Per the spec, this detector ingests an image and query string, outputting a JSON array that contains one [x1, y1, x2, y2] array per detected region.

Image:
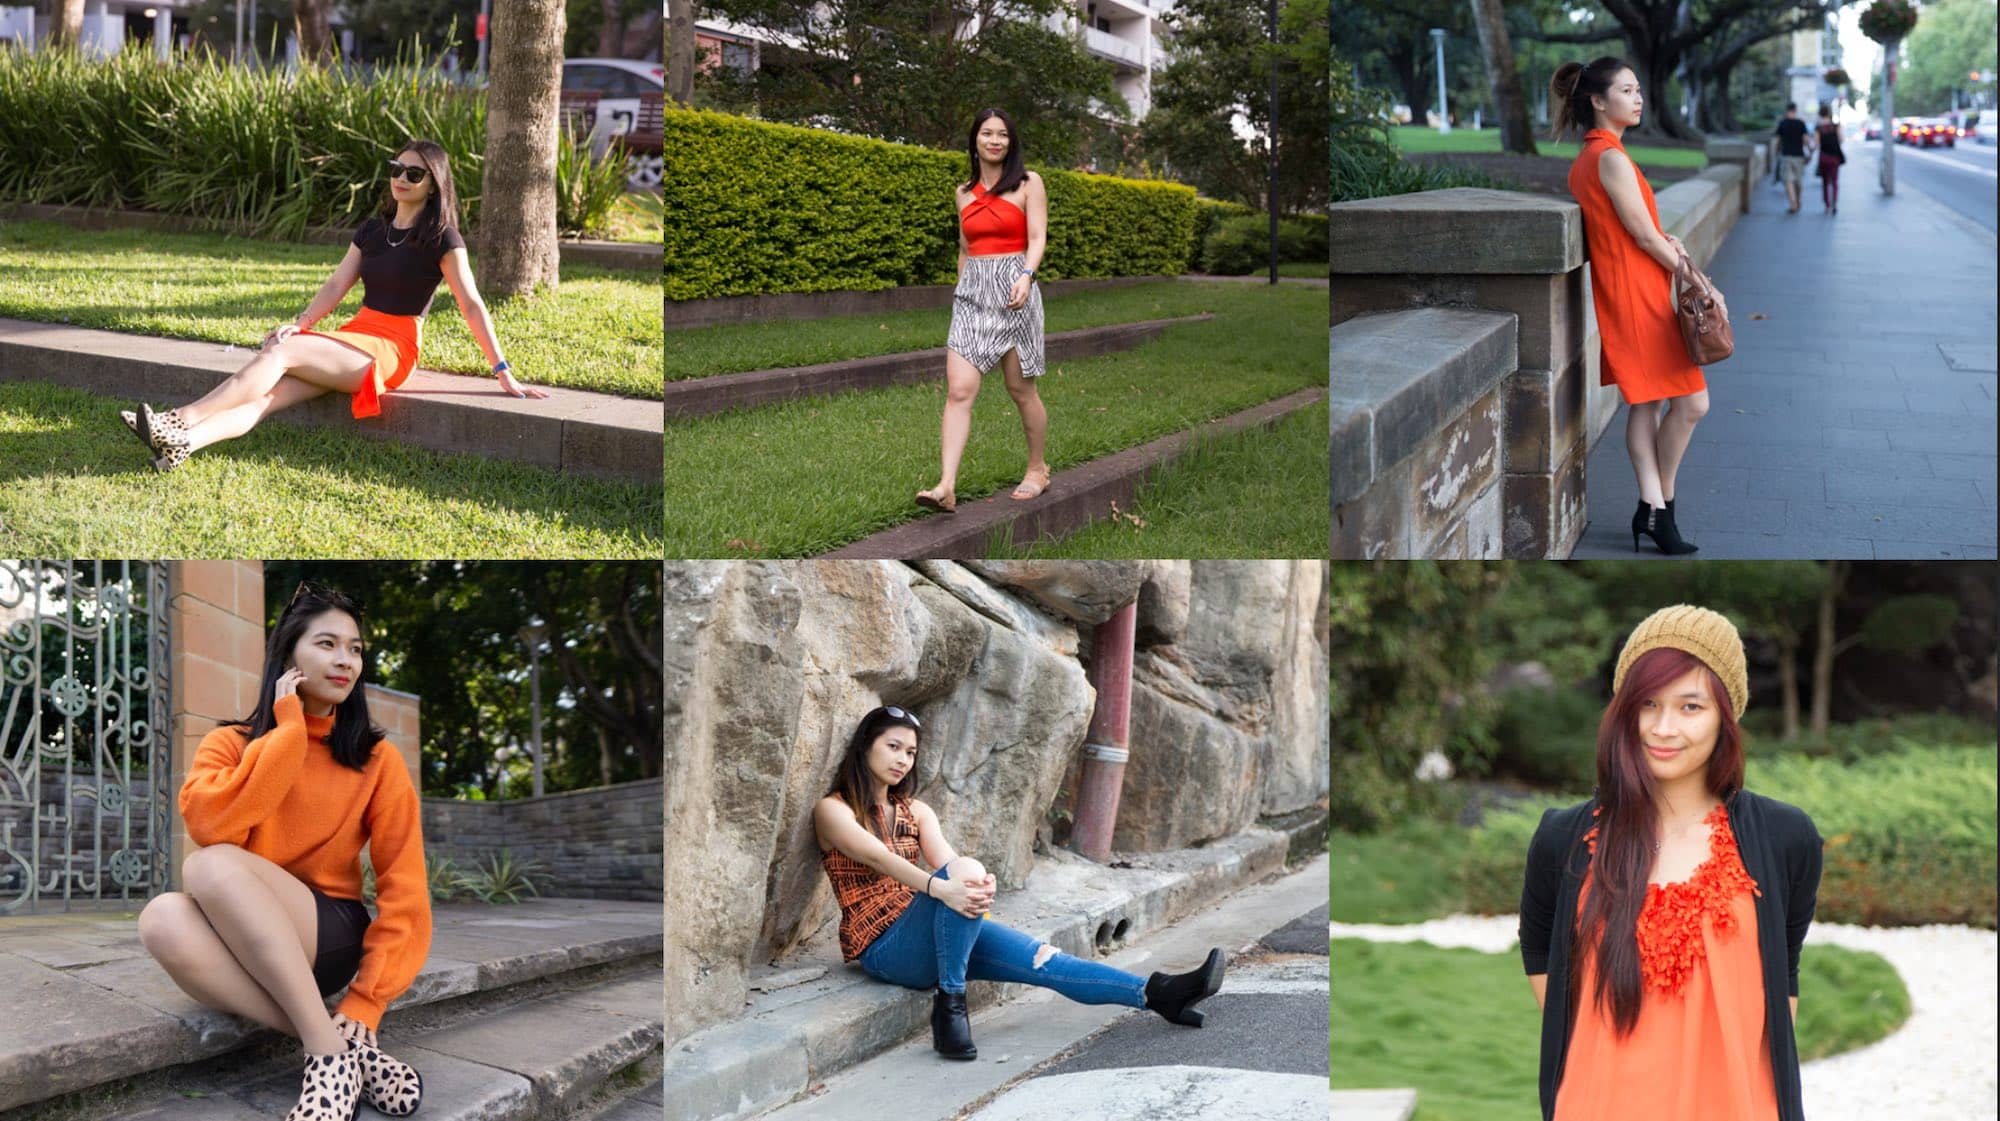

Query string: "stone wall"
[[421, 778, 663, 901], [662, 560, 1328, 1049], [1331, 138, 1765, 559]]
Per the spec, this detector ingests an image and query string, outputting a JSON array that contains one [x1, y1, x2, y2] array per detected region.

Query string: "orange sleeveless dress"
[[1556, 804, 1778, 1121], [1568, 128, 1707, 405], [821, 795, 923, 962]]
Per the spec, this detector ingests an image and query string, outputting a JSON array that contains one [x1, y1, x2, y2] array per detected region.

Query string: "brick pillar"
[[167, 561, 266, 885], [365, 686, 423, 795]]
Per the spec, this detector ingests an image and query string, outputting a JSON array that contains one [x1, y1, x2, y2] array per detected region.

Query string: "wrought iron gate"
[[0, 561, 171, 914]]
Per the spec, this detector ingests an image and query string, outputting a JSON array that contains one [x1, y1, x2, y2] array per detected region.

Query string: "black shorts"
[[310, 886, 373, 998]]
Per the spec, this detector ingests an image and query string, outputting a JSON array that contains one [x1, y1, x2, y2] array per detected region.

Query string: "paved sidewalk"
[[1572, 151, 1997, 558]]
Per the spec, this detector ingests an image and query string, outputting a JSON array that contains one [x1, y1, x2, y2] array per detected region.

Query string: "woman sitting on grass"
[[126, 138, 549, 472]]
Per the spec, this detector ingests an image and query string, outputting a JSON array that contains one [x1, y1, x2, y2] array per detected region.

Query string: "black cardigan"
[[1518, 789, 1824, 1121]]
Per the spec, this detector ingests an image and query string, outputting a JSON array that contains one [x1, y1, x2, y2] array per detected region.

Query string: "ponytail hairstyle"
[[1572, 646, 1745, 1036], [1549, 57, 1634, 139], [825, 706, 923, 841]]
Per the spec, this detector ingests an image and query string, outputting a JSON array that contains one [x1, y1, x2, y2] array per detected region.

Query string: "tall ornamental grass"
[[0, 46, 621, 239]]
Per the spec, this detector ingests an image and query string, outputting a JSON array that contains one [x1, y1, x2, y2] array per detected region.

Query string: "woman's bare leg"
[[174, 335, 372, 452], [183, 376, 331, 454], [1652, 389, 1711, 503], [930, 349, 984, 498], [179, 843, 346, 1055], [999, 350, 1048, 483], [137, 891, 299, 1036], [1626, 401, 1667, 507]]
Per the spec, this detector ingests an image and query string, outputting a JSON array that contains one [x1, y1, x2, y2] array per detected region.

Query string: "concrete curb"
[[661, 820, 1322, 1121], [662, 315, 1213, 419], [664, 277, 1170, 330], [820, 386, 1327, 559], [0, 201, 663, 272], [0, 317, 662, 482]]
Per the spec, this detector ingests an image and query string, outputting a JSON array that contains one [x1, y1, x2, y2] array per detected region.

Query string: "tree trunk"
[[1809, 560, 1847, 737], [1467, 0, 1537, 154], [294, 0, 334, 63], [666, 0, 697, 106], [598, 0, 624, 57], [482, 0, 566, 298], [1625, 42, 1702, 143], [52, 0, 85, 48], [1776, 631, 1800, 742]]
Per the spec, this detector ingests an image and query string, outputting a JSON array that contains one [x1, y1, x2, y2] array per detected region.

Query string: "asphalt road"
[[1843, 135, 1996, 234]]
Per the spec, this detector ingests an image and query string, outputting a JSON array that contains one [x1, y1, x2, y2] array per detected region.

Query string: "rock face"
[[664, 561, 1328, 1048]]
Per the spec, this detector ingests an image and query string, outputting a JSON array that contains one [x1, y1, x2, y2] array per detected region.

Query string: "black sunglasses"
[[287, 580, 362, 615], [385, 159, 430, 185], [880, 705, 921, 730]]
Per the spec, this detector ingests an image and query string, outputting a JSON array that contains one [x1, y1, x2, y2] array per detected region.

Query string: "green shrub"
[[1483, 685, 1604, 789], [1752, 712, 1997, 763], [0, 46, 621, 238], [662, 106, 1201, 300], [1461, 745, 1997, 927], [1198, 213, 1328, 274], [1191, 197, 1256, 269]]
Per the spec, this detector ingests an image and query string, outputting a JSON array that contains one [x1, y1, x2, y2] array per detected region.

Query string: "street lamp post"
[[1880, 42, 1898, 196], [519, 623, 547, 799], [1430, 29, 1451, 134]]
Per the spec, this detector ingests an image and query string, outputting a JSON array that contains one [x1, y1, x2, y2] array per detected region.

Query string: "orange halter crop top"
[[960, 180, 1028, 256]]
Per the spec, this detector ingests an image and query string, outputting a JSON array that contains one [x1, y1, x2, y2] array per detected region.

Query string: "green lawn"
[[997, 398, 1328, 559], [1330, 817, 1473, 924], [1388, 125, 1710, 168], [0, 221, 662, 399], [1333, 938, 1910, 1121], [0, 381, 660, 557], [664, 281, 1276, 380], [661, 283, 1323, 556]]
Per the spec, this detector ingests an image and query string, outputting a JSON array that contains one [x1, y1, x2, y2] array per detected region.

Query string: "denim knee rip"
[[1033, 943, 1058, 969]]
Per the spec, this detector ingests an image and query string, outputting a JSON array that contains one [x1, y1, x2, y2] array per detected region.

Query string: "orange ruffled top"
[[1555, 804, 1779, 1121]]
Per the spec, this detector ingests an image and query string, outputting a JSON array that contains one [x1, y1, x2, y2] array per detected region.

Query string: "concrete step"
[[0, 898, 662, 1115], [820, 386, 1327, 559], [1330, 1089, 1419, 1121], [662, 812, 1327, 1121], [90, 967, 663, 1121], [662, 315, 1213, 419], [0, 318, 661, 482]]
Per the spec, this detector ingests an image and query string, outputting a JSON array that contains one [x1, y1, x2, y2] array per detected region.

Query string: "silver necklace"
[[385, 221, 413, 248]]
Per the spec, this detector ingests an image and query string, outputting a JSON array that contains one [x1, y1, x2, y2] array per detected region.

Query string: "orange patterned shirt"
[[823, 794, 924, 961]]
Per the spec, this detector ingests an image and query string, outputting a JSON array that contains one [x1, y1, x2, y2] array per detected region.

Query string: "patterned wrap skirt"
[[298, 306, 422, 419], [946, 253, 1044, 378]]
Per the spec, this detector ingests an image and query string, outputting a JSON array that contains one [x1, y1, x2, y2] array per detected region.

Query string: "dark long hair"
[[963, 108, 1028, 197], [825, 706, 922, 841], [1574, 645, 1745, 1035], [225, 586, 384, 772], [1549, 57, 1633, 139], [379, 137, 461, 250]]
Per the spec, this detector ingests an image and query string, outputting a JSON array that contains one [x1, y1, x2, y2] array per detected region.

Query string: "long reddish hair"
[[1575, 646, 1744, 1035]]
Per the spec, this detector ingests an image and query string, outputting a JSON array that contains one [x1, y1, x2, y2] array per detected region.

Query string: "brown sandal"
[[916, 487, 957, 514], [1011, 466, 1052, 501]]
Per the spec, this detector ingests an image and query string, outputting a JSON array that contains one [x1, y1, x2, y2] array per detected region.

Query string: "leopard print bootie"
[[355, 1039, 423, 1116], [137, 403, 191, 472], [285, 1039, 362, 1121]]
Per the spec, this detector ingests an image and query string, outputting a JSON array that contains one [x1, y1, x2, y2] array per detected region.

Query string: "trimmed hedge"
[[1461, 745, 1997, 928], [0, 46, 620, 239], [1200, 213, 1331, 274], [663, 107, 1202, 300]]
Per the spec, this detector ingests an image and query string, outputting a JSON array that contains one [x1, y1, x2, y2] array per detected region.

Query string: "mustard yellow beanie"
[[1612, 604, 1749, 715]]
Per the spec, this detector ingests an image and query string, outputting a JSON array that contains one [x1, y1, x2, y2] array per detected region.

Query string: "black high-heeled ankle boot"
[[932, 989, 976, 1060], [1144, 947, 1226, 1027], [1632, 500, 1698, 555]]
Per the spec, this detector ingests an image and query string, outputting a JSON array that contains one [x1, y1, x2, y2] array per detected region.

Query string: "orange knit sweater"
[[179, 693, 432, 1030]]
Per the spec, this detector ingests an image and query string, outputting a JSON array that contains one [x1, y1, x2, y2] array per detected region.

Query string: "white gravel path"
[[1329, 915, 1998, 1121]]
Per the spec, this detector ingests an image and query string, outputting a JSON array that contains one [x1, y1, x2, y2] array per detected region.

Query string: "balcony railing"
[[1085, 25, 1143, 68]]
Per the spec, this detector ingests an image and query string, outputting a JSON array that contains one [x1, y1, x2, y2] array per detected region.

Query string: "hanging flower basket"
[[1859, 0, 1918, 44], [1824, 67, 1851, 88]]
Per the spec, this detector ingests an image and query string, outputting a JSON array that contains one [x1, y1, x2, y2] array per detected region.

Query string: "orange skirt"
[[299, 307, 421, 419]]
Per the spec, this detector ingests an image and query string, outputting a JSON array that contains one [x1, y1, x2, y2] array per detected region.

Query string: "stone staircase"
[[0, 898, 662, 1121]]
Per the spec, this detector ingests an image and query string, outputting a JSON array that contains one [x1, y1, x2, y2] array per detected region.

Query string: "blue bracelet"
[[492, 360, 510, 375]]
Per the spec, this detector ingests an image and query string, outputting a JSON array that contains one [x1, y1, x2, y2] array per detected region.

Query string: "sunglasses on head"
[[287, 580, 362, 614], [385, 159, 430, 185], [880, 705, 921, 730]]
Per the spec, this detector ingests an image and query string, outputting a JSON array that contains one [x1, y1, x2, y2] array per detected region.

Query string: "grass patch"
[[1333, 938, 1910, 1121], [1387, 125, 1709, 167], [664, 280, 1267, 380], [660, 283, 1323, 557], [0, 221, 662, 399], [0, 381, 661, 556], [1278, 262, 1328, 278], [1329, 815, 1470, 924], [597, 191, 662, 244], [999, 398, 1328, 559]]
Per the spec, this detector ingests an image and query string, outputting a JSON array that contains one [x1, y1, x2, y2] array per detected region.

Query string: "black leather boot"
[[1144, 947, 1226, 1027], [932, 989, 976, 1060], [1632, 500, 1699, 555]]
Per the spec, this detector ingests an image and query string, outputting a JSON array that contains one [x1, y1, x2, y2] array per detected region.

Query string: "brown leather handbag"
[[1674, 248, 1734, 365]]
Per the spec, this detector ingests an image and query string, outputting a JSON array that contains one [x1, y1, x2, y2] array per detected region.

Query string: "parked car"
[[1863, 118, 1882, 140], [1895, 118, 1957, 148], [562, 58, 666, 190]]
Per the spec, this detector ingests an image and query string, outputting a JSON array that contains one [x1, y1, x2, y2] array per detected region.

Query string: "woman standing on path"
[[916, 108, 1052, 514], [1552, 58, 1723, 556], [136, 584, 431, 1120], [1519, 605, 1824, 1121], [1816, 105, 1846, 215], [125, 139, 549, 472], [815, 706, 1226, 1060]]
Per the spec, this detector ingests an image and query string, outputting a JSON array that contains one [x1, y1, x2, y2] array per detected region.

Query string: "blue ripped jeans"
[[858, 863, 1146, 1008]]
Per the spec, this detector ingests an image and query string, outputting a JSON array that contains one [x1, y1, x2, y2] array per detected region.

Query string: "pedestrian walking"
[[1815, 105, 1846, 215], [1774, 104, 1816, 215]]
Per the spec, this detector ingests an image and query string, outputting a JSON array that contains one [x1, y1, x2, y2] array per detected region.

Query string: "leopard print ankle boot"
[[285, 1040, 362, 1121], [355, 1039, 424, 1116]]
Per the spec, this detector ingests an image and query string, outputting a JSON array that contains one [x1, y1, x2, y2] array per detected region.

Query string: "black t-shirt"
[[1774, 117, 1809, 157], [1817, 124, 1843, 160], [352, 217, 467, 317]]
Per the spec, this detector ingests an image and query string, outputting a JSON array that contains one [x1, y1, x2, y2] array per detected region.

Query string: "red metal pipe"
[[1072, 600, 1136, 862]]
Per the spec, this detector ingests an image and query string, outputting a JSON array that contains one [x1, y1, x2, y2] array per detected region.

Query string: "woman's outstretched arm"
[[264, 247, 363, 348], [439, 248, 548, 399]]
